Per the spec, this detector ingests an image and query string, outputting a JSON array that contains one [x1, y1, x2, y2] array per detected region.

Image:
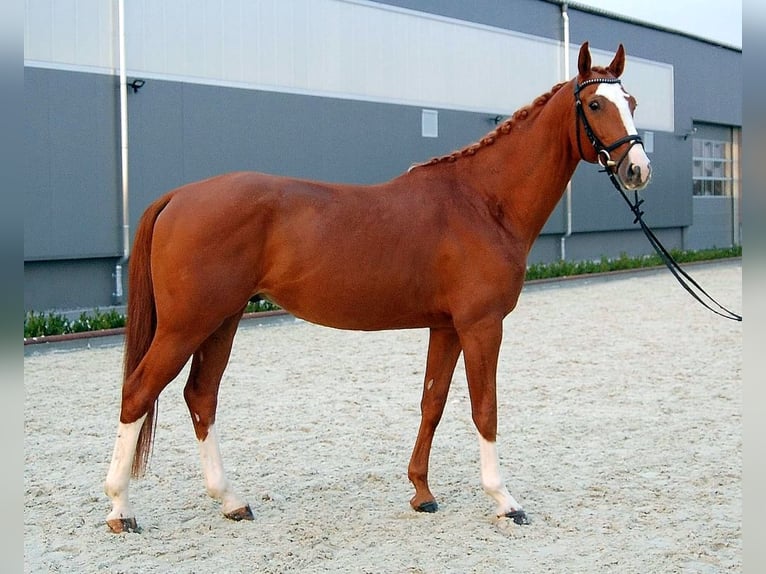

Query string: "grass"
[[24, 308, 126, 339], [24, 245, 741, 339], [524, 245, 741, 281]]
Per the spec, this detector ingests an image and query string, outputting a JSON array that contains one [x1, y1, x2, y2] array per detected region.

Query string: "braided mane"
[[410, 80, 570, 169]]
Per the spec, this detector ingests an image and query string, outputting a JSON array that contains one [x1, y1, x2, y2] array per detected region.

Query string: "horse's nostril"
[[629, 164, 641, 180]]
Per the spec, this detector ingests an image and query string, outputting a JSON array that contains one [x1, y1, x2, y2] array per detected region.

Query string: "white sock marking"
[[478, 434, 521, 516], [104, 416, 146, 522], [199, 424, 247, 514]]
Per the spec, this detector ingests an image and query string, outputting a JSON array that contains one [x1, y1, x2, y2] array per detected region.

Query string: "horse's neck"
[[464, 88, 580, 250]]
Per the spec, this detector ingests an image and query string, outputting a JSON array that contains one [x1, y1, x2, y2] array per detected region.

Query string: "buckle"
[[597, 149, 616, 169]]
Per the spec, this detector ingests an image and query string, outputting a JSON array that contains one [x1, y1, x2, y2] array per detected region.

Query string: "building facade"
[[24, 0, 742, 312]]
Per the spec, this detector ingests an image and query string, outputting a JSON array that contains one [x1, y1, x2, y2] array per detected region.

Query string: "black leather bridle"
[[574, 77, 645, 179], [575, 77, 742, 322]]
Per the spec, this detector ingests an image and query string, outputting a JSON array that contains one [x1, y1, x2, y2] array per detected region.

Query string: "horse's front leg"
[[408, 327, 462, 512], [183, 310, 253, 522], [460, 317, 529, 525]]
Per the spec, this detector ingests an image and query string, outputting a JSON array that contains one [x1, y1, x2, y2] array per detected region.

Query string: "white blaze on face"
[[595, 82, 638, 136], [595, 82, 652, 188]]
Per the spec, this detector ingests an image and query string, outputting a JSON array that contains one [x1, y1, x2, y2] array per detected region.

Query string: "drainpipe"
[[559, 2, 573, 261], [113, 0, 130, 305]]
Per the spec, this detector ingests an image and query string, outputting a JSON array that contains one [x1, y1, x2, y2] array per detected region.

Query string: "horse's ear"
[[607, 44, 626, 78], [577, 42, 592, 77]]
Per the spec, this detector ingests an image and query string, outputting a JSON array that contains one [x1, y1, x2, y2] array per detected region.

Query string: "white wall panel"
[[569, 45, 674, 132], [25, 0, 115, 70], [24, 0, 674, 127], [114, 0, 565, 114], [620, 56, 675, 132]]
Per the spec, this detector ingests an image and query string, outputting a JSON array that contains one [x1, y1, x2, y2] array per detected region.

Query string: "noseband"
[[574, 77, 644, 174]]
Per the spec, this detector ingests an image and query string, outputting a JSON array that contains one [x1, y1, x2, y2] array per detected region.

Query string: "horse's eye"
[[588, 101, 600, 111]]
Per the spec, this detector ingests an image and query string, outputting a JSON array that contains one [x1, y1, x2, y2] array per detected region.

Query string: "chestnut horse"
[[105, 42, 651, 532]]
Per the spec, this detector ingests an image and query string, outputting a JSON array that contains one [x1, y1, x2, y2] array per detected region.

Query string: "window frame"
[[692, 136, 734, 197]]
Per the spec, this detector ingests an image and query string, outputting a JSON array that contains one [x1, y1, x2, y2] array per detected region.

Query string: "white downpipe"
[[113, 0, 130, 304], [560, 2, 573, 261]]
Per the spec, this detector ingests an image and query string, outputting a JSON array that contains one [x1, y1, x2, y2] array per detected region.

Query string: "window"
[[692, 137, 733, 196], [421, 109, 438, 138]]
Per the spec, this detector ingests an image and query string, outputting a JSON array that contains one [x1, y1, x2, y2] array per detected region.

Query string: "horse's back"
[[147, 171, 462, 329]]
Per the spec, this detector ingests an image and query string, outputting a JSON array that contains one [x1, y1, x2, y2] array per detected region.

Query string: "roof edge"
[[541, 0, 741, 52]]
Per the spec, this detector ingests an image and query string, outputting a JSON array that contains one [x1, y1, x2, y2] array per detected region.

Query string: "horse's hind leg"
[[105, 332, 203, 533], [183, 309, 253, 521], [104, 414, 147, 533], [408, 327, 462, 513]]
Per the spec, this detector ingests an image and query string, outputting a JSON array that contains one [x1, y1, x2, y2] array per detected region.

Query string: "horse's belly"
[[260, 272, 450, 331]]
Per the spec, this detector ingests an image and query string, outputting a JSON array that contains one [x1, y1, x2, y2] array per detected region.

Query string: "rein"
[[575, 77, 742, 322]]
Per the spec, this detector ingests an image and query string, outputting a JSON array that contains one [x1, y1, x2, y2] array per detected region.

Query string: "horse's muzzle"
[[624, 161, 651, 190], [618, 146, 652, 191]]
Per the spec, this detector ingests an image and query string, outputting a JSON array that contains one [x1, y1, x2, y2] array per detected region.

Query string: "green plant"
[[70, 309, 126, 333], [524, 245, 741, 281], [23, 311, 71, 338], [24, 308, 126, 338], [245, 298, 281, 313]]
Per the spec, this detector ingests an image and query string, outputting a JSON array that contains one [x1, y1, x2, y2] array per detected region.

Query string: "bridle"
[[574, 77, 742, 322], [574, 77, 645, 179]]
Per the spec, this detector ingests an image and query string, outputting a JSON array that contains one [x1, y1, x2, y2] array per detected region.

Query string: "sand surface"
[[24, 261, 742, 573]]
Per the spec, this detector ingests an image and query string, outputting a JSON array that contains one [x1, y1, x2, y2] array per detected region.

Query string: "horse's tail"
[[124, 193, 173, 478]]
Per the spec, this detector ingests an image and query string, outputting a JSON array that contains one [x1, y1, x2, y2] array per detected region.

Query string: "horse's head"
[[574, 42, 652, 191]]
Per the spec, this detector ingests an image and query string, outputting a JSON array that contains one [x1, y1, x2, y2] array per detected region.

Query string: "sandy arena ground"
[[24, 261, 742, 573]]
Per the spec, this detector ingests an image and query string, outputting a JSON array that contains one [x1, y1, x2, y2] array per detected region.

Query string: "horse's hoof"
[[107, 517, 141, 533], [414, 500, 439, 513], [505, 509, 530, 525], [224, 505, 254, 521]]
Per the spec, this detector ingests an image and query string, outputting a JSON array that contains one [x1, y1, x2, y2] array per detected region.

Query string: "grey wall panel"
[[125, 78, 500, 230], [528, 227, 684, 266], [24, 258, 117, 311], [564, 228, 683, 262], [570, 131, 692, 232], [685, 198, 736, 250], [528, 235, 561, 265], [125, 80, 185, 223], [24, 67, 121, 260]]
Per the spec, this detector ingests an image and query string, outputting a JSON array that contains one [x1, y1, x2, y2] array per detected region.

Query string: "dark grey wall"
[[24, 68, 121, 260], [24, 258, 120, 312], [685, 198, 737, 250], [126, 80, 495, 213], [534, 227, 684, 263], [23, 1, 742, 312]]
